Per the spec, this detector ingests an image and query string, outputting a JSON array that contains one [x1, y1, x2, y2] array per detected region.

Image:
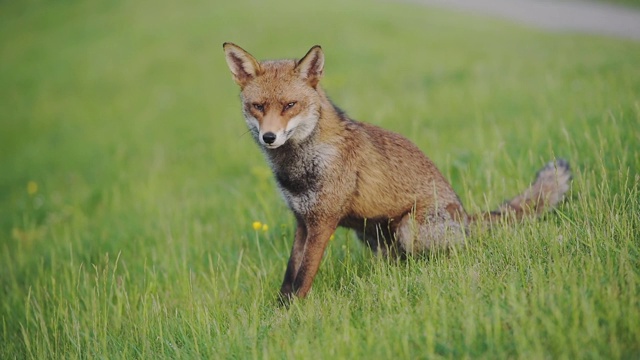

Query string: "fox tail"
[[470, 159, 572, 224]]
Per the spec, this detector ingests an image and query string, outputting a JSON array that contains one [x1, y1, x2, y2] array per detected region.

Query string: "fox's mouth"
[[259, 131, 287, 149]]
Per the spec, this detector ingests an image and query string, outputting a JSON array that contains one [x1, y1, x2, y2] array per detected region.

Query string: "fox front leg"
[[279, 219, 337, 301], [280, 223, 307, 298]]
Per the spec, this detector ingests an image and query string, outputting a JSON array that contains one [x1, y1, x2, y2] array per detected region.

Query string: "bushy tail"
[[471, 159, 572, 224]]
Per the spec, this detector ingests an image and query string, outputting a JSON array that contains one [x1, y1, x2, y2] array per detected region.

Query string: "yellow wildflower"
[[261, 224, 269, 232], [27, 181, 38, 196], [330, 234, 335, 241], [252, 221, 262, 231]]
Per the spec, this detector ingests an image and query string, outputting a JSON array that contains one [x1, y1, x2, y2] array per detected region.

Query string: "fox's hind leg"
[[395, 204, 468, 255]]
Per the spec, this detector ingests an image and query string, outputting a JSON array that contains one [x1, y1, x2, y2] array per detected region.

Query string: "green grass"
[[1, 0, 639, 358]]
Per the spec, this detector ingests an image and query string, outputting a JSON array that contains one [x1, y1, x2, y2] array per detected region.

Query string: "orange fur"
[[223, 43, 572, 300]]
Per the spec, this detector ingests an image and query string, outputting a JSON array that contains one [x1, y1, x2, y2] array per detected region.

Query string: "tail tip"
[[538, 158, 572, 180], [533, 157, 572, 209], [553, 158, 570, 172]]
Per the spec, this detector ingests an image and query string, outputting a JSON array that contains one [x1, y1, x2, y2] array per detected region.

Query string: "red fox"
[[223, 43, 572, 300]]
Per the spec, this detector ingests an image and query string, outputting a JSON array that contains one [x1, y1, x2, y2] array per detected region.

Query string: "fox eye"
[[283, 102, 297, 111], [252, 103, 265, 112]]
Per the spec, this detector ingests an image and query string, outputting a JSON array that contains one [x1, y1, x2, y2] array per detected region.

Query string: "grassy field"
[[1, 0, 639, 358]]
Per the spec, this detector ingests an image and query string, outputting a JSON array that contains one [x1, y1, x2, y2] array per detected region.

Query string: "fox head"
[[223, 43, 324, 149]]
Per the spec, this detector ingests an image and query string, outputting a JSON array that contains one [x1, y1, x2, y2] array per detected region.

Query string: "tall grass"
[[1, 0, 639, 358]]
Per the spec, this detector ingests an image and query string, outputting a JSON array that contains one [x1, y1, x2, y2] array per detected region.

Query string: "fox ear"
[[295, 45, 324, 87], [223, 42, 262, 87]]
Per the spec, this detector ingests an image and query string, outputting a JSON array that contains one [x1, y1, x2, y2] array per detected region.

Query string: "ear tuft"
[[295, 45, 324, 87], [223, 42, 262, 87]]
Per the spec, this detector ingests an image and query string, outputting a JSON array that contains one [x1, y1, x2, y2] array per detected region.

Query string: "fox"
[[222, 43, 572, 301]]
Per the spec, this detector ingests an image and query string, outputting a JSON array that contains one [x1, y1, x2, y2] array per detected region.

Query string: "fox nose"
[[262, 132, 277, 144]]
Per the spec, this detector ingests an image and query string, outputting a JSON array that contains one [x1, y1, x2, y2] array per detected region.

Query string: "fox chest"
[[269, 144, 336, 215], [273, 159, 323, 215], [275, 166, 319, 195]]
